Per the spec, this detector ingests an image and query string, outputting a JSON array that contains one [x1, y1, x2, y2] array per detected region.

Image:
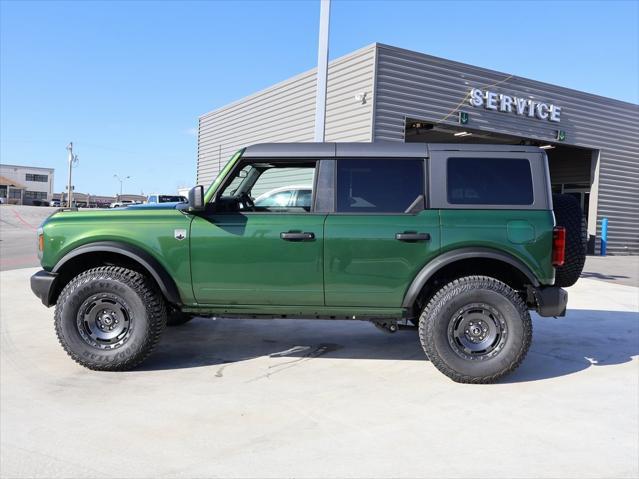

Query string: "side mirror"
[[188, 185, 205, 212]]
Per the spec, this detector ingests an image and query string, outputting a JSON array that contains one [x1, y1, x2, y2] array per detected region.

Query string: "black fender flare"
[[52, 241, 182, 304], [402, 247, 540, 308]]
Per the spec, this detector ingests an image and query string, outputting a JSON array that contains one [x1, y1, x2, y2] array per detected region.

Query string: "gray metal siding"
[[197, 45, 376, 187], [373, 44, 639, 255]]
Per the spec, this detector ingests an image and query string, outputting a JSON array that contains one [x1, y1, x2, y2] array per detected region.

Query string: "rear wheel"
[[553, 193, 587, 287], [419, 276, 532, 384], [54, 266, 167, 371]]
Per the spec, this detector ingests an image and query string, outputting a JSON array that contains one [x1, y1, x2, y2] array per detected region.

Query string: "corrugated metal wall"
[[373, 44, 639, 255], [197, 45, 376, 187]]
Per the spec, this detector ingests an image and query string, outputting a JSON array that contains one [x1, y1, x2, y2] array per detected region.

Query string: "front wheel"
[[419, 276, 532, 384], [54, 266, 167, 371]]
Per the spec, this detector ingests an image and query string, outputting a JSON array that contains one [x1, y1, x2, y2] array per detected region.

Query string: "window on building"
[[336, 159, 425, 213], [447, 157, 534, 205], [25, 191, 48, 200], [25, 173, 48, 182], [9, 189, 22, 199]]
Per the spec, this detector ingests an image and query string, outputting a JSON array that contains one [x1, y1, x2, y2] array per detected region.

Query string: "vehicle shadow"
[[581, 271, 630, 282], [140, 309, 638, 383]]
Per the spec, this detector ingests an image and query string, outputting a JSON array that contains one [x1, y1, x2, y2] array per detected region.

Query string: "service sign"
[[469, 88, 561, 123]]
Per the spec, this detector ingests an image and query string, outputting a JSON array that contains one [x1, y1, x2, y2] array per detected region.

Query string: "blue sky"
[[1, 0, 637, 196]]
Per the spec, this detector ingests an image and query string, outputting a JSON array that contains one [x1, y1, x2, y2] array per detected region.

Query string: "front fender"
[[52, 241, 182, 304]]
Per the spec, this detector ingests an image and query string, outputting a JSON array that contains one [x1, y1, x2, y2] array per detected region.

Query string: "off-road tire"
[[419, 276, 532, 384], [54, 266, 167, 371], [166, 310, 194, 327], [552, 194, 587, 287]]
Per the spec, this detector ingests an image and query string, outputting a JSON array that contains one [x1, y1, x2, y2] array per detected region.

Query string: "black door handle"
[[395, 232, 430, 242], [280, 231, 316, 241]]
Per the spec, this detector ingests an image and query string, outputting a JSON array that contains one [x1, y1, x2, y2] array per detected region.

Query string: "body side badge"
[[174, 229, 187, 241]]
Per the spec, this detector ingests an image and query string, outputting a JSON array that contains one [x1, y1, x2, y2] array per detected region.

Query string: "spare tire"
[[552, 194, 587, 287]]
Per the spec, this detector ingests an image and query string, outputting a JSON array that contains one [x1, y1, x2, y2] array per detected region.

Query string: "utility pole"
[[66, 142, 78, 207], [314, 0, 331, 142]]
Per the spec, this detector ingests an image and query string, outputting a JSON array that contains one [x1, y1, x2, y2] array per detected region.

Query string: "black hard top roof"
[[242, 142, 543, 158]]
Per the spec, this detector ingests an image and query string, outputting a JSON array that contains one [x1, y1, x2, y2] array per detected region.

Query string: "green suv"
[[30, 143, 586, 383]]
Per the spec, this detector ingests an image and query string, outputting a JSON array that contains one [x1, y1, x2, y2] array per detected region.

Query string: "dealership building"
[[198, 43, 639, 255]]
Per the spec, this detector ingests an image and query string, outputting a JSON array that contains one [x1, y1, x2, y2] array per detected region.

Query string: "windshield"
[[204, 149, 245, 203]]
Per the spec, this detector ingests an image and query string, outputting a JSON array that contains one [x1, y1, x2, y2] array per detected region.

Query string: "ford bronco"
[[30, 143, 586, 383]]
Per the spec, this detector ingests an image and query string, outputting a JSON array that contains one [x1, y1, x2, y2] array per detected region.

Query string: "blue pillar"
[[601, 218, 608, 256]]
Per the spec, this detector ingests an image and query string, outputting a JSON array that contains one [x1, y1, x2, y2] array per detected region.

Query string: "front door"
[[324, 158, 440, 308], [190, 159, 324, 306]]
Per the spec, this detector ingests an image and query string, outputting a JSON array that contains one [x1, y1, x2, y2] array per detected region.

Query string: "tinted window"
[[336, 159, 424, 213], [447, 157, 533, 205], [295, 190, 312, 208]]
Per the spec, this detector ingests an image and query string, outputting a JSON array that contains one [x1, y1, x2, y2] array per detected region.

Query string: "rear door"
[[323, 157, 440, 308]]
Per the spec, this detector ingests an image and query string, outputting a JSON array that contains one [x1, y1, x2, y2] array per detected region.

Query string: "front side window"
[[336, 159, 424, 213], [218, 161, 316, 213], [447, 157, 533, 205]]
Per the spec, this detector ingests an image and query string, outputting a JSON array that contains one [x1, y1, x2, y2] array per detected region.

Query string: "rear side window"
[[336, 159, 424, 213], [447, 157, 534, 205]]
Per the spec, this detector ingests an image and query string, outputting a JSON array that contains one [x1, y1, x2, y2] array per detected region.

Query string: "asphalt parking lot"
[[1, 265, 638, 478], [1, 204, 638, 478]]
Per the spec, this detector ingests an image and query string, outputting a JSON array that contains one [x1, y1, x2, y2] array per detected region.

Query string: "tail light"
[[552, 226, 566, 267]]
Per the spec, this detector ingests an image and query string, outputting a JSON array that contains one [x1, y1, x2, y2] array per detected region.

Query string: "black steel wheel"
[[447, 303, 507, 361], [419, 276, 532, 384], [76, 295, 133, 349], [54, 266, 167, 371]]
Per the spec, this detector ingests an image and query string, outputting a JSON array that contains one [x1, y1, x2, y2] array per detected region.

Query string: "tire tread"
[[418, 275, 532, 384], [54, 266, 166, 371]]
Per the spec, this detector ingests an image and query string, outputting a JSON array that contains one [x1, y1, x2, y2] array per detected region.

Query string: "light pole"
[[314, 0, 331, 142], [66, 142, 79, 206], [113, 174, 130, 197]]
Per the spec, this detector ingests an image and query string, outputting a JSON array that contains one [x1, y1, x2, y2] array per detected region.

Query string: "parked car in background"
[[146, 194, 187, 204], [50, 200, 61, 207], [254, 185, 313, 209], [109, 200, 135, 208]]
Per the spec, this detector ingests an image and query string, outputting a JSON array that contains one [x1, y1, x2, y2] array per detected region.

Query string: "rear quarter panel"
[[439, 209, 555, 285]]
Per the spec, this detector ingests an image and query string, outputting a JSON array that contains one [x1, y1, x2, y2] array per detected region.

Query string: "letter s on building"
[[469, 88, 484, 107]]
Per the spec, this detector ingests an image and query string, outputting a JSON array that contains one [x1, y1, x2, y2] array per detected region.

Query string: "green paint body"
[[39, 150, 555, 316]]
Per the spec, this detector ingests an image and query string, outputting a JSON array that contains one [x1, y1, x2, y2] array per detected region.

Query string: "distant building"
[[0, 164, 54, 205], [53, 192, 116, 208]]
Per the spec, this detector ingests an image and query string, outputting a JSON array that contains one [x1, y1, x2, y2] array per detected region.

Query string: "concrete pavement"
[[1, 267, 637, 478], [0, 205, 55, 271]]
